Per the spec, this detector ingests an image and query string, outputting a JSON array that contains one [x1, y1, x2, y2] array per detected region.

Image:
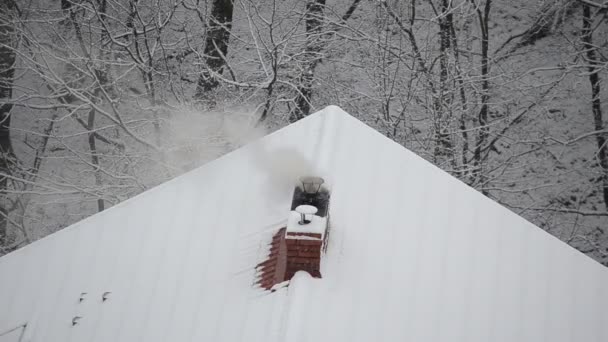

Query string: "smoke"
[[158, 105, 316, 209], [249, 143, 317, 209], [219, 107, 318, 208], [222, 109, 267, 148], [160, 105, 265, 174], [254, 147, 316, 189]]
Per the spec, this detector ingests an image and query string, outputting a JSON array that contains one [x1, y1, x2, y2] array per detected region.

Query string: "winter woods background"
[[1, 0, 608, 265]]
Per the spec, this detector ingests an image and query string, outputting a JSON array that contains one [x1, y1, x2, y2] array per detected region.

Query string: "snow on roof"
[[1, 106, 608, 341]]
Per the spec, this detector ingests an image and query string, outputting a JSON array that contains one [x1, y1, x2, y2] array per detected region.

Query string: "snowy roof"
[[1, 106, 608, 341]]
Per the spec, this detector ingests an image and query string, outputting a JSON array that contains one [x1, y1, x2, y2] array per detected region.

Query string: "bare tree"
[[194, 0, 234, 104], [0, 0, 19, 250], [0, 0, 606, 266], [292, 0, 326, 122], [581, 3, 608, 210], [470, 0, 492, 194]]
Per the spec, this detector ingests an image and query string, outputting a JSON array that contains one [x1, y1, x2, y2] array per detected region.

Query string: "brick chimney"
[[284, 232, 322, 279], [256, 178, 329, 291]]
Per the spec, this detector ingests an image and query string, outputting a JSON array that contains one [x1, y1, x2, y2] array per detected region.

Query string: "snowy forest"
[[1, 0, 608, 265]]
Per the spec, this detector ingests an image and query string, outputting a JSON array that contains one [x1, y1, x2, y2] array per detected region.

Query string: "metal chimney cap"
[[295, 204, 318, 215], [299, 176, 325, 195], [295, 204, 318, 225]]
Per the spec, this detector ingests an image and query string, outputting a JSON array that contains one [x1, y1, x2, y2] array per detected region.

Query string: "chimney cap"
[[299, 176, 325, 195], [295, 204, 318, 215], [295, 205, 318, 225]]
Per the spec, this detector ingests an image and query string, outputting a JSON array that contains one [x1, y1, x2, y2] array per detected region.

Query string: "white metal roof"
[[1, 105, 607, 342]]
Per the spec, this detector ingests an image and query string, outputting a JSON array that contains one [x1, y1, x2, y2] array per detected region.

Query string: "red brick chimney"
[[284, 231, 322, 279], [256, 177, 329, 290], [256, 206, 327, 290]]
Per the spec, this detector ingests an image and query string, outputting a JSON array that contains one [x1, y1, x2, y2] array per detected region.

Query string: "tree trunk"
[[69, 1, 108, 212], [87, 108, 105, 212], [292, 0, 326, 122], [0, 0, 18, 249], [434, 0, 456, 167], [194, 0, 234, 103], [472, 0, 491, 195], [582, 4, 608, 210], [443, 0, 471, 177]]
